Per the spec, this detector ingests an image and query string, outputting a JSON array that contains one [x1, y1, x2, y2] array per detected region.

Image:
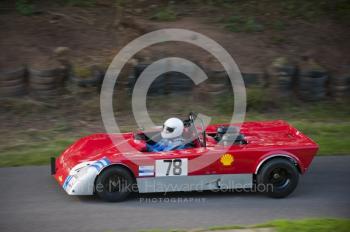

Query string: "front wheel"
[[257, 158, 299, 198], [95, 167, 136, 202]]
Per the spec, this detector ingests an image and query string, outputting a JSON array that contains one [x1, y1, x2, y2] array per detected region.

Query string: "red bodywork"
[[54, 120, 318, 187]]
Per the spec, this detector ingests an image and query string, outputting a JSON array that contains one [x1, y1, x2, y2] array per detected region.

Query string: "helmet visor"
[[163, 125, 175, 133]]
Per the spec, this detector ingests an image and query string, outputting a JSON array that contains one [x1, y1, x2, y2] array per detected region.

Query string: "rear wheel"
[[95, 167, 135, 202], [257, 158, 299, 198]]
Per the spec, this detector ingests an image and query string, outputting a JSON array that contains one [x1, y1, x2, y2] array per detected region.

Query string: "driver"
[[147, 117, 190, 152]]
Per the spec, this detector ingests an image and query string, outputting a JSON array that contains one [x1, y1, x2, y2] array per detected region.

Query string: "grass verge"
[[253, 218, 350, 232], [0, 139, 74, 167], [138, 218, 350, 232]]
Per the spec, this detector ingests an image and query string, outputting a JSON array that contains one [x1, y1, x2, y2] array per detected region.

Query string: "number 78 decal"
[[155, 158, 188, 177]]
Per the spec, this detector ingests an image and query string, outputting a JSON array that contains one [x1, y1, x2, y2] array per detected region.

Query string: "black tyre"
[[29, 68, 62, 77], [30, 83, 57, 90], [0, 77, 24, 87], [0, 66, 26, 81], [95, 167, 135, 202], [242, 73, 264, 87], [30, 76, 57, 85], [30, 88, 62, 97], [278, 75, 293, 91], [299, 75, 327, 90], [0, 84, 26, 97], [257, 158, 299, 198]]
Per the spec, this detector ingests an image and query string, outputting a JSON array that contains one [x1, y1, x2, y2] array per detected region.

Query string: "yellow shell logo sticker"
[[220, 154, 234, 166]]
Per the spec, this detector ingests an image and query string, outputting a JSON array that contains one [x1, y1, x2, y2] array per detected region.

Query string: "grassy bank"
[[0, 118, 348, 167], [0, 138, 75, 167], [0, 96, 349, 167], [138, 218, 350, 232]]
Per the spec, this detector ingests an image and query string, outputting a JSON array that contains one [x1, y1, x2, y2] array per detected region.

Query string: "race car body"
[[52, 117, 318, 201]]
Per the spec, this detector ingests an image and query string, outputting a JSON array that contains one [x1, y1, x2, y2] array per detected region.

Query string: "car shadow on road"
[[77, 189, 263, 204]]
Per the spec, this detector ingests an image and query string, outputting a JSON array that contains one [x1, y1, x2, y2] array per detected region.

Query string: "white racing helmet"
[[161, 117, 184, 139]]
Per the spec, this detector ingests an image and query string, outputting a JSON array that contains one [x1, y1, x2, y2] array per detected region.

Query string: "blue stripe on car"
[[63, 175, 73, 190], [102, 158, 111, 165], [90, 164, 101, 171]]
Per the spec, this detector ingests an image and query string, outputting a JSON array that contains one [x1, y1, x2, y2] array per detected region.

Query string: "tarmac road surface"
[[0, 156, 349, 232]]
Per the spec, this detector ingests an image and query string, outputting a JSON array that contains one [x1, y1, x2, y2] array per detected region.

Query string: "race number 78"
[[163, 159, 182, 175], [155, 158, 188, 177]]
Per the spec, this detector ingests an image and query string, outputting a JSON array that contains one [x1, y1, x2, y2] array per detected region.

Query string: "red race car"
[[52, 113, 318, 202]]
